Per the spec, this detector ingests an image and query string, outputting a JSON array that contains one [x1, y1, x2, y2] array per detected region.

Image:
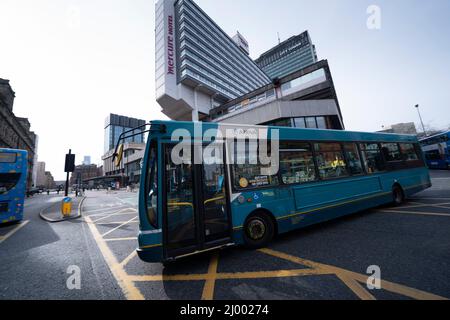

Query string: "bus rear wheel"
[[392, 185, 405, 206], [243, 212, 274, 249]]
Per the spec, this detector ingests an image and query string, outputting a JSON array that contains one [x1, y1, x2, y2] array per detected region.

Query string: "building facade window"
[[305, 117, 317, 129], [294, 118, 306, 129], [280, 68, 326, 94], [316, 117, 327, 129]]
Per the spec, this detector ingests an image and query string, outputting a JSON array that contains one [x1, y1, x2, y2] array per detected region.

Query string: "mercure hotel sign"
[[167, 15, 175, 75]]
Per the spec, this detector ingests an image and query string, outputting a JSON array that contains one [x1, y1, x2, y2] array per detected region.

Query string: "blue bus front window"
[[0, 153, 17, 163], [0, 173, 21, 194], [146, 142, 158, 228]]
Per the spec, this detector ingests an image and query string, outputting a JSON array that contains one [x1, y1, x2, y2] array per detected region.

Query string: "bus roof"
[[149, 120, 419, 143], [0, 148, 28, 155], [419, 131, 450, 142]]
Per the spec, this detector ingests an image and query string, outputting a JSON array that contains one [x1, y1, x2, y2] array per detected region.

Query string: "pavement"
[[1, 170, 449, 300]]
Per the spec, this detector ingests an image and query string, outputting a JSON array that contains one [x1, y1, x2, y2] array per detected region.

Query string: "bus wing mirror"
[[114, 144, 124, 167]]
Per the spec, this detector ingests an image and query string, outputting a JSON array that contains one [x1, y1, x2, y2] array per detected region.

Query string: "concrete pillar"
[[192, 85, 200, 122]]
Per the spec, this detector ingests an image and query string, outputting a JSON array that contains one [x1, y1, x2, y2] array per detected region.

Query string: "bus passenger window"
[[232, 141, 279, 190], [399, 143, 419, 161], [381, 143, 403, 162], [279, 142, 317, 184], [314, 143, 349, 179], [360, 143, 385, 173], [343, 143, 363, 175]]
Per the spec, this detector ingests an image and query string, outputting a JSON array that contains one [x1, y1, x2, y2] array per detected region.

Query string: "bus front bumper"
[[136, 246, 163, 263]]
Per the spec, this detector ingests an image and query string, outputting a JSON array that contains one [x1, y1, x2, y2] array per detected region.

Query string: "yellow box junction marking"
[[260, 248, 447, 300], [105, 237, 137, 242], [82, 197, 449, 301], [335, 273, 376, 300], [201, 253, 219, 300], [84, 214, 144, 300], [101, 216, 138, 238]]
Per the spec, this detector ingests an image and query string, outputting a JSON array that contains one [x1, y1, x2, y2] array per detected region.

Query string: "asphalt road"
[[1, 170, 449, 300], [0, 193, 124, 299]]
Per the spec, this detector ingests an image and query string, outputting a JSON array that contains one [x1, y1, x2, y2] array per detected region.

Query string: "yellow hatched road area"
[[81, 197, 450, 301]]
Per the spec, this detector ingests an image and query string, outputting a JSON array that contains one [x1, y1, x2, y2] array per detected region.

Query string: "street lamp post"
[[415, 104, 427, 136]]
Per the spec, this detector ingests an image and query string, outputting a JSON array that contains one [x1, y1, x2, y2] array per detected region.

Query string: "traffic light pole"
[[65, 171, 70, 197], [65, 149, 72, 197]]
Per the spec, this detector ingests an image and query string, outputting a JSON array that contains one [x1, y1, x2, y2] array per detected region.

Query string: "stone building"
[[0, 78, 37, 189], [70, 164, 103, 186], [379, 123, 418, 135], [43, 171, 56, 189], [35, 161, 47, 188]]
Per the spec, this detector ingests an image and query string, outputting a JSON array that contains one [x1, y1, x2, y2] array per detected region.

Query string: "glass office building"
[[104, 114, 145, 154], [176, 0, 270, 100], [255, 32, 318, 80]]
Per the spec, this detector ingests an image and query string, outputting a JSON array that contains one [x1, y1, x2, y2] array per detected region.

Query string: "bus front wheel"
[[243, 212, 275, 249], [392, 185, 405, 206]]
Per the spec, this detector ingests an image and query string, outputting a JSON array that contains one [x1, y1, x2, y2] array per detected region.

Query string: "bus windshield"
[[145, 142, 158, 228], [0, 148, 27, 224], [420, 131, 450, 169], [0, 173, 21, 194]]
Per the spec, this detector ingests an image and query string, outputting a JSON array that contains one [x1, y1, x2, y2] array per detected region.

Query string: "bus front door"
[[163, 144, 232, 260]]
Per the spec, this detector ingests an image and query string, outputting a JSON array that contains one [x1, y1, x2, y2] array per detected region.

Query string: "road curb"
[[39, 197, 86, 223]]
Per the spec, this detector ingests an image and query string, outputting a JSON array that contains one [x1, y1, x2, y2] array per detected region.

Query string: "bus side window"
[[399, 143, 419, 161], [360, 143, 384, 174], [279, 142, 317, 184], [232, 140, 279, 190], [314, 143, 349, 179], [381, 143, 403, 162], [343, 143, 364, 175]]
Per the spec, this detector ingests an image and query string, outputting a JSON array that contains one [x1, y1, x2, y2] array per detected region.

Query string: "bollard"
[[61, 197, 72, 217]]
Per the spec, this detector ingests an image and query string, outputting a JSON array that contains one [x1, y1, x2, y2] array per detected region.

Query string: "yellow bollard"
[[61, 197, 72, 217]]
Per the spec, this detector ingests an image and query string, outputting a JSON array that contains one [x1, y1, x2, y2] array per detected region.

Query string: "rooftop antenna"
[[277, 32, 281, 44]]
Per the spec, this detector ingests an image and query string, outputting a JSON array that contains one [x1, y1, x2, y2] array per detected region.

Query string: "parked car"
[[26, 188, 40, 197]]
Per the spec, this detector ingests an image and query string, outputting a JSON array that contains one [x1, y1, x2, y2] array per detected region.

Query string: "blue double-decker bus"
[[420, 131, 450, 170], [114, 121, 431, 263], [0, 148, 28, 224]]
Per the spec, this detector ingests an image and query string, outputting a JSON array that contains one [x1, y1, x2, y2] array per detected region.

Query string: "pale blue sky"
[[1, 0, 449, 179]]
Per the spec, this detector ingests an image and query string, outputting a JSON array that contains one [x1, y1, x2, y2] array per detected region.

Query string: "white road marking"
[[0, 220, 30, 244], [82, 205, 130, 215], [379, 209, 450, 217], [101, 216, 138, 238], [92, 209, 137, 223]]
